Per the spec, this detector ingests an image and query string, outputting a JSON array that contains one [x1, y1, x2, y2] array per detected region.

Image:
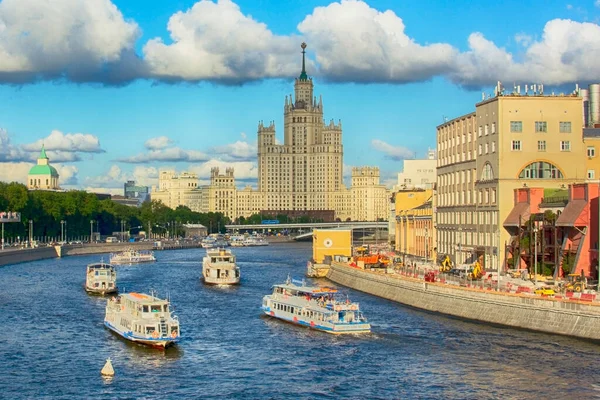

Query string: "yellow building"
[[437, 84, 586, 269], [28, 145, 59, 191], [394, 189, 434, 260], [151, 170, 202, 211], [312, 229, 352, 263], [584, 128, 600, 180]]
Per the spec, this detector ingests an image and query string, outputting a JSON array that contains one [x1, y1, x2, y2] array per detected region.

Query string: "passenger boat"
[[243, 235, 269, 246], [85, 261, 118, 295], [109, 248, 156, 265], [104, 291, 180, 348], [229, 235, 246, 247], [202, 248, 240, 285], [261, 276, 371, 334]]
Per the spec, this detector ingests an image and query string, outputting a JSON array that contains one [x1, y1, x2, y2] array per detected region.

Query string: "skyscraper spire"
[[299, 42, 308, 80]]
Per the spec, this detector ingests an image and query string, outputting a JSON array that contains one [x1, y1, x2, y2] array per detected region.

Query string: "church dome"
[[29, 164, 59, 177]]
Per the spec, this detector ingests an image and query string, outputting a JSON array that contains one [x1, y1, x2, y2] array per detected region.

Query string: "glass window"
[[559, 121, 572, 133], [484, 124, 489, 135], [588, 170, 595, 179], [587, 146, 596, 157], [492, 141, 496, 153], [560, 141, 571, 151], [481, 163, 494, 181], [491, 122, 496, 134], [478, 126, 482, 137], [512, 140, 521, 151], [535, 121, 547, 132], [510, 121, 522, 132], [518, 161, 564, 179], [538, 140, 546, 151]]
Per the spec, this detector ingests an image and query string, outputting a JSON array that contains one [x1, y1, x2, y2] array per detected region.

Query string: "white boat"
[[85, 261, 118, 295], [104, 291, 180, 348], [109, 248, 156, 264], [202, 248, 240, 285], [229, 235, 246, 247], [243, 235, 269, 246], [261, 276, 371, 334]]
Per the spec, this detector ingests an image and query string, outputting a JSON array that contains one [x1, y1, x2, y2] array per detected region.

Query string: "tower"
[[28, 145, 59, 190]]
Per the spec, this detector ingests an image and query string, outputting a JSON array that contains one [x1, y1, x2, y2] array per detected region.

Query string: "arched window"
[[518, 161, 564, 179], [481, 163, 494, 181]]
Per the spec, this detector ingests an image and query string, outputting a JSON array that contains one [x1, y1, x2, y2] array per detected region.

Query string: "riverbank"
[[326, 262, 600, 341]]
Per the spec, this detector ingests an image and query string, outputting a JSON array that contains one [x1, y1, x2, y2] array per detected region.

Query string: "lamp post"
[[60, 220, 65, 243], [90, 220, 94, 243], [533, 225, 538, 285], [29, 219, 33, 247], [425, 227, 429, 263]]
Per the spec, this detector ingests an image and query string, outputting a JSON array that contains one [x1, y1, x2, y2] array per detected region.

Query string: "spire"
[[299, 42, 308, 80], [39, 144, 48, 160]]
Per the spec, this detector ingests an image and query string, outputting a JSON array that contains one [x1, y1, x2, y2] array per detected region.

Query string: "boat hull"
[[85, 285, 118, 296], [203, 277, 240, 285], [110, 259, 155, 265], [261, 306, 371, 334], [104, 321, 178, 348]]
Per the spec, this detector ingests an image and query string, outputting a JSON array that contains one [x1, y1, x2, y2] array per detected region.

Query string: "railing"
[[540, 196, 569, 205]]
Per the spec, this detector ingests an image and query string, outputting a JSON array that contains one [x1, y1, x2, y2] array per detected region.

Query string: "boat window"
[[146, 327, 155, 334], [151, 305, 161, 312], [143, 305, 149, 312], [163, 305, 168, 312], [290, 307, 294, 314]]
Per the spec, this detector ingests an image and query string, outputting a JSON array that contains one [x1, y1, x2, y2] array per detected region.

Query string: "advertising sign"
[[0, 211, 21, 223]]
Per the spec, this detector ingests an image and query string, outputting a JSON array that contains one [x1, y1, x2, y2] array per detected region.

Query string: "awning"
[[503, 202, 530, 227], [556, 199, 587, 227]]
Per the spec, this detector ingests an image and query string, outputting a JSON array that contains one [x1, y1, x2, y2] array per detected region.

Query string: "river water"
[[1, 243, 599, 399]]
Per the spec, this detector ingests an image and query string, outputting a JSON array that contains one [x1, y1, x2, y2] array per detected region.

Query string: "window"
[[492, 141, 496, 153], [588, 146, 596, 157], [559, 121, 572, 133], [588, 170, 596, 179], [478, 126, 482, 137], [481, 162, 494, 181], [510, 121, 522, 132], [518, 161, 564, 179], [478, 144, 482, 155], [485, 124, 489, 135], [512, 140, 521, 151], [491, 122, 496, 134], [538, 140, 546, 152], [485, 143, 489, 154], [535, 121, 547, 132], [560, 141, 571, 151]]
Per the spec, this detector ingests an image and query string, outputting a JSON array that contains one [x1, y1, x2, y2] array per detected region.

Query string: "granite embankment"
[[0, 246, 60, 267], [327, 262, 600, 340]]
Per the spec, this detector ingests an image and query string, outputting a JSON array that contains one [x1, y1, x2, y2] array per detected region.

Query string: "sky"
[[0, 0, 600, 194]]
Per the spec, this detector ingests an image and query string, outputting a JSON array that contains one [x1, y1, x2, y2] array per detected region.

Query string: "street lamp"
[[425, 227, 429, 263], [533, 225, 538, 286], [60, 220, 65, 243], [90, 220, 94, 243], [29, 219, 33, 247]]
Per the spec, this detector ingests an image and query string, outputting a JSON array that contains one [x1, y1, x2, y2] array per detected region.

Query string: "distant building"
[[124, 180, 149, 204], [28, 145, 59, 191], [151, 170, 202, 212], [182, 223, 208, 238], [111, 195, 139, 207], [396, 149, 437, 190]]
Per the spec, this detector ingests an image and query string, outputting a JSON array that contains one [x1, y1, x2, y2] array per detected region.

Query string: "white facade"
[[396, 149, 437, 190]]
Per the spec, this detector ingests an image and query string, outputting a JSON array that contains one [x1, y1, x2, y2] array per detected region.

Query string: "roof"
[[503, 202, 530, 227], [122, 292, 167, 304], [39, 145, 48, 159], [556, 199, 587, 227], [29, 164, 59, 176]]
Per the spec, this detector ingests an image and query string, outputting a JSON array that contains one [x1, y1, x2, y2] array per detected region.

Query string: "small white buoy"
[[101, 358, 115, 376]]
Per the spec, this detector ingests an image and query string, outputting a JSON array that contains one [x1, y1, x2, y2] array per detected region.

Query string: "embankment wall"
[[327, 263, 600, 340], [0, 246, 59, 267]]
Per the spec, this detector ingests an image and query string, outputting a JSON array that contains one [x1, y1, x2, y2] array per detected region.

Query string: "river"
[[1, 242, 598, 399]]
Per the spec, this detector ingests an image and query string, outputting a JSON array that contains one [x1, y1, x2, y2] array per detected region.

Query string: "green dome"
[[29, 164, 59, 176]]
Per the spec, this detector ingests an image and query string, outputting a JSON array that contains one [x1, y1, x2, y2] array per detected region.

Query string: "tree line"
[[0, 182, 230, 241]]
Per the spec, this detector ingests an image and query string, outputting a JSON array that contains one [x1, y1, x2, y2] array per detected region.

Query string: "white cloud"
[[131, 166, 159, 187], [595, 1, 600, 8], [298, 0, 455, 83], [514, 33, 533, 47], [54, 164, 79, 185], [143, 0, 302, 83], [209, 140, 257, 161], [0, 128, 27, 162], [0, 0, 142, 84], [117, 147, 210, 163], [450, 19, 600, 87], [144, 136, 173, 150], [0, 162, 30, 183], [371, 139, 414, 161], [82, 164, 158, 190], [22, 130, 105, 153]]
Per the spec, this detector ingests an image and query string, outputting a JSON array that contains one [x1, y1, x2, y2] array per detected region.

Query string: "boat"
[[202, 248, 240, 285], [261, 276, 371, 334], [109, 248, 156, 264], [229, 235, 246, 247], [85, 261, 118, 295], [104, 291, 180, 348], [243, 235, 269, 246], [202, 234, 229, 248]]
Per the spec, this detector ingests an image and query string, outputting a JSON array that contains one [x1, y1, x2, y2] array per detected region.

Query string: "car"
[[534, 287, 555, 296]]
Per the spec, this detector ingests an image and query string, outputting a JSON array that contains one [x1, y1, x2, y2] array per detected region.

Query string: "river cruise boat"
[[104, 292, 180, 348], [109, 248, 156, 265], [243, 235, 269, 246], [261, 276, 371, 334], [202, 248, 240, 285], [85, 261, 117, 295]]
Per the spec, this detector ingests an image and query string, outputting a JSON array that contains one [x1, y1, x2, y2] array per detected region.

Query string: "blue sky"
[[0, 0, 599, 193]]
